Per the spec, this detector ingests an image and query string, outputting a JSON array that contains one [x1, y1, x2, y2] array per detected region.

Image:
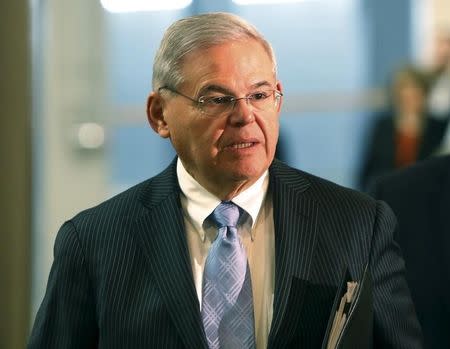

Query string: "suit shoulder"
[[271, 160, 377, 210], [308, 171, 376, 208], [70, 160, 179, 226], [375, 155, 450, 194], [70, 178, 152, 225]]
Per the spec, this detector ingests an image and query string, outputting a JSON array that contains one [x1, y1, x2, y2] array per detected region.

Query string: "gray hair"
[[152, 12, 277, 91]]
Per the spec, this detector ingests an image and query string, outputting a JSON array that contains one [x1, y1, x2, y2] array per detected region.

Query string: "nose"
[[229, 97, 254, 125]]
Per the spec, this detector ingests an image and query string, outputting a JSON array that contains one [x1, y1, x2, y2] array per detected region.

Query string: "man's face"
[[156, 39, 281, 196], [395, 78, 425, 114], [433, 34, 450, 69]]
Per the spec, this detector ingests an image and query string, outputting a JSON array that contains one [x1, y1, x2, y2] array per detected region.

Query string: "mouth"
[[228, 142, 255, 149]]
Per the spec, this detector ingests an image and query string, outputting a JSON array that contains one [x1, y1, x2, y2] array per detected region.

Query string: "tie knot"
[[211, 201, 241, 228]]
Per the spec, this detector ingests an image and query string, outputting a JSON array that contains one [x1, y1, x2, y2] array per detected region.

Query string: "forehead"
[[179, 39, 275, 92]]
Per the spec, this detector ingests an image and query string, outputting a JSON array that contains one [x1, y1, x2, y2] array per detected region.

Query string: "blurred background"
[[1, 0, 450, 348]]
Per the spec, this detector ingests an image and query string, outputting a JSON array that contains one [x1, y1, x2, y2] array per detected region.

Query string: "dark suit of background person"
[[371, 155, 450, 349], [28, 13, 422, 348], [360, 65, 447, 191]]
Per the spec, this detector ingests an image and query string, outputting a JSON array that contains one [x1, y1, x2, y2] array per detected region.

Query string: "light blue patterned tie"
[[201, 201, 256, 349]]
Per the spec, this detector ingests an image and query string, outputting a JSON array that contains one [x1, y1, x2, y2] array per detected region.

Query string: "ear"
[[275, 81, 284, 112], [147, 91, 170, 138]]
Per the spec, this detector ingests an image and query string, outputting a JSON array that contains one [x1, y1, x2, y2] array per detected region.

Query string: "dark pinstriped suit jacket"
[[28, 159, 422, 348], [372, 155, 450, 348]]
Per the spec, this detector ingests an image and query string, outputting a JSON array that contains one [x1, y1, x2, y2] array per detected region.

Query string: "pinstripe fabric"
[[28, 159, 422, 348]]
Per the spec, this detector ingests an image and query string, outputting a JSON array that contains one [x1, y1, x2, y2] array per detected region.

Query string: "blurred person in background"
[[426, 29, 450, 88], [426, 29, 450, 153], [359, 65, 446, 190], [371, 154, 450, 349]]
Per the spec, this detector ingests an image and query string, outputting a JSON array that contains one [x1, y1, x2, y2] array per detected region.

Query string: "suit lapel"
[[268, 161, 320, 347], [133, 160, 207, 349]]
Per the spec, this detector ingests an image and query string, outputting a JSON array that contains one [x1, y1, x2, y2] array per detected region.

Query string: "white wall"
[[31, 0, 109, 319]]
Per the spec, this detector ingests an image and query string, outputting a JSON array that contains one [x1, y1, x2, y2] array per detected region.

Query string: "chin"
[[228, 162, 267, 182]]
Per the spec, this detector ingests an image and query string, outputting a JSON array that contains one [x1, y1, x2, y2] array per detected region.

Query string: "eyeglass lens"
[[200, 91, 280, 116]]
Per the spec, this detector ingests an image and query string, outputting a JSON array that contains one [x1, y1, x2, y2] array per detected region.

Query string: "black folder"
[[321, 265, 373, 349]]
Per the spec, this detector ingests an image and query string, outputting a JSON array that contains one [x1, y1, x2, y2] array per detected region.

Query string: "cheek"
[[194, 117, 225, 143], [269, 125, 280, 158], [182, 120, 224, 156], [165, 118, 192, 156], [267, 119, 280, 161], [165, 107, 197, 146], [259, 115, 280, 148]]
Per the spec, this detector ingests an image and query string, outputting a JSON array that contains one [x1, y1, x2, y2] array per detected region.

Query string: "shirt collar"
[[177, 158, 269, 240]]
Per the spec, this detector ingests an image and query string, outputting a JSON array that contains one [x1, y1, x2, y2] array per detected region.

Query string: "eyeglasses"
[[158, 86, 283, 117]]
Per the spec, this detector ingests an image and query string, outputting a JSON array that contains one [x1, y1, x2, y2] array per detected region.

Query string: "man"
[[371, 155, 450, 348], [426, 29, 450, 90], [426, 29, 450, 153], [28, 12, 422, 348]]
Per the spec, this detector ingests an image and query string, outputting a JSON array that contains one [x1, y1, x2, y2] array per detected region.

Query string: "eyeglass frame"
[[158, 85, 283, 117]]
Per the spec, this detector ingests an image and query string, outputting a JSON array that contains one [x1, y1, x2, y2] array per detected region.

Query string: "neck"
[[177, 158, 267, 201]]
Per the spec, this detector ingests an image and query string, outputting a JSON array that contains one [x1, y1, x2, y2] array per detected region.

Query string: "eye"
[[204, 95, 234, 105], [250, 91, 270, 100]]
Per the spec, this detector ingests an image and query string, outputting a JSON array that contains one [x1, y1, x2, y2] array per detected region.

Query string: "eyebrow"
[[198, 80, 274, 96]]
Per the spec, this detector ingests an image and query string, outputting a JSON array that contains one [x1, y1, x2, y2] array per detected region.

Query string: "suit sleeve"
[[370, 200, 423, 348], [28, 221, 98, 348], [359, 117, 389, 191]]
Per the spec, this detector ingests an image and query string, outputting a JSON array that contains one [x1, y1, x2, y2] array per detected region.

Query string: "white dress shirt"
[[177, 159, 275, 348]]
